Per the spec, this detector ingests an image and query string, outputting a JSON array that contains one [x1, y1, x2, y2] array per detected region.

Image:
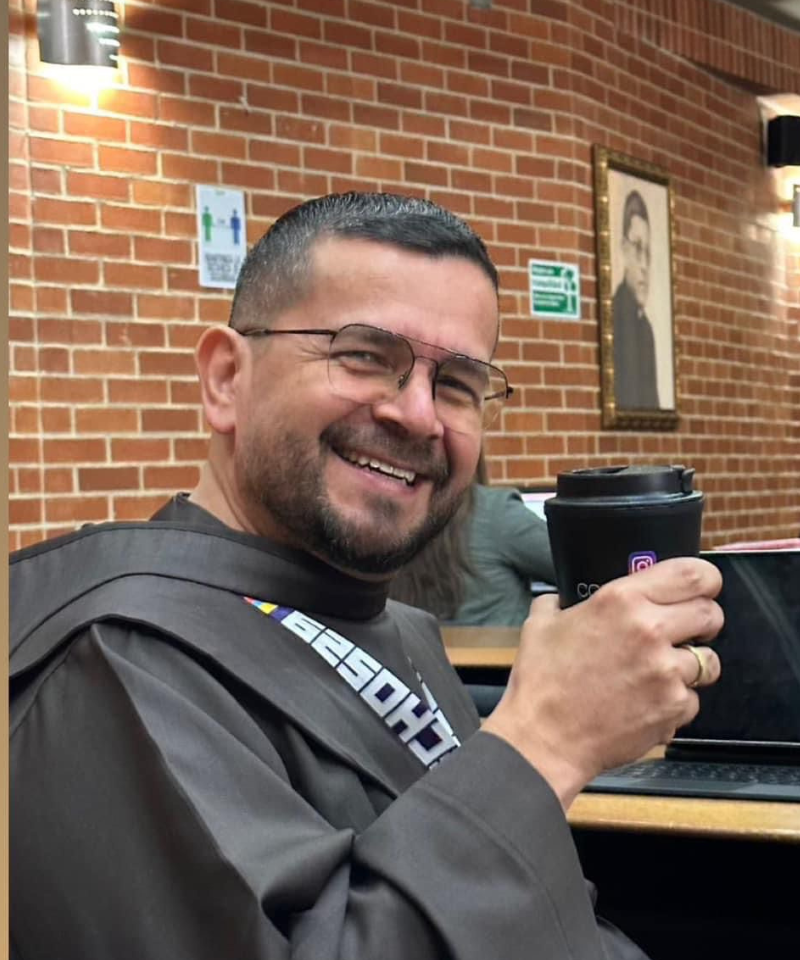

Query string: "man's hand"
[[481, 557, 723, 809]]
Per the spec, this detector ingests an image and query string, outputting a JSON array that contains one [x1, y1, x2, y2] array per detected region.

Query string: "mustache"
[[321, 422, 451, 487]]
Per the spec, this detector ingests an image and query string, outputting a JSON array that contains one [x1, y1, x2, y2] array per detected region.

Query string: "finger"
[[680, 643, 721, 689], [625, 556, 723, 605], [661, 596, 724, 646]]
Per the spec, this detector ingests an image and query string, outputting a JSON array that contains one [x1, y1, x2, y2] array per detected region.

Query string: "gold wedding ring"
[[684, 644, 708, 689]]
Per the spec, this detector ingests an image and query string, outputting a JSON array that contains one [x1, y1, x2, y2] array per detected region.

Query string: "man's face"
[[622, 214, 651, 309], [231, 237, 499, 576]]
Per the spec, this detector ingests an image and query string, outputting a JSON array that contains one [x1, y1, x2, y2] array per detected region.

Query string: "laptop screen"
[[675, 550, 800, 747]]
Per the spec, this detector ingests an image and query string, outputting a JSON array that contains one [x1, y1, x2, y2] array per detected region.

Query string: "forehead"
[[296, 237, 499, 360]]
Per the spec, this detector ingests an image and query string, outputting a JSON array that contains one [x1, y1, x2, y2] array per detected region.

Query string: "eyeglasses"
[[624, 235, 651, 265], [238, 322, 513, 434]]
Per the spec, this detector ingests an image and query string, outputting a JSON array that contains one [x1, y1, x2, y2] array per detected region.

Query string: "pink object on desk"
[[714, 538, 800, 551]]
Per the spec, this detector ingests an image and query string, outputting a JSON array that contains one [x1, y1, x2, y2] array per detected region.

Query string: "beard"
[[237, 419, 466, 576]]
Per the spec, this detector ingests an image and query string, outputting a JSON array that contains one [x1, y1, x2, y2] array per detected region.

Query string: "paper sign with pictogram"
[[196, 185, 247, 289]]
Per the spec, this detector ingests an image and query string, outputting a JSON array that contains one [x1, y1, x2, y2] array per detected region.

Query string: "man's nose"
[[371, 360, 445, 439]]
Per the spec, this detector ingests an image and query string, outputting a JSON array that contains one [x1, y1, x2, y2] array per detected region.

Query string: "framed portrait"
[[593, 145, 678, 430]]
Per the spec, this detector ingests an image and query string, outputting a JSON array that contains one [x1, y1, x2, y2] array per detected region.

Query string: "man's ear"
[[195, 326, 245, 435]]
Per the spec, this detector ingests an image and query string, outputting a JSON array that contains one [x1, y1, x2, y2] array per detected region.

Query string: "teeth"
[[348, 453, 416, 485]]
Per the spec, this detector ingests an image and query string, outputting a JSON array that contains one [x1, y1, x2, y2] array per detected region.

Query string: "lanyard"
[[244, 597, 460, 768]]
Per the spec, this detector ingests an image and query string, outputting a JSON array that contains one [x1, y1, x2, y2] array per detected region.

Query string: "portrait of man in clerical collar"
[[593, 147, 678, 430]]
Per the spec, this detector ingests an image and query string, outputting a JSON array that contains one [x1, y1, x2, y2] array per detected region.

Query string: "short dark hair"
[[621, 189, 649, 240], [229, 192, 498, 331]]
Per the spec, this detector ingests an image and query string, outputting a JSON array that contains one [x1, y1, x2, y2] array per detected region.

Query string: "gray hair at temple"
[[228, 191, 499, 332], [621, 189, 650, 240]]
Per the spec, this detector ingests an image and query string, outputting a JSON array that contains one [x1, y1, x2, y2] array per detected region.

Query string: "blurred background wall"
[[8, 0, 800, 550]]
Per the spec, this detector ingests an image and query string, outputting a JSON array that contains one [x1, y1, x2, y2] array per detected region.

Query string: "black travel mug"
[[544, 465, 704, 608]]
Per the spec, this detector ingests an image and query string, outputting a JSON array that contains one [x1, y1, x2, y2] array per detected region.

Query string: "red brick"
[[38, 348, 70, 374], [139, 351, 198, 377], [141, 408, 200, 432], [275, 115, 326, 143], [130, 120, 189, 151], [217, 51, 272, 82], [71, 290, 133, 316], [98, 145, 158, 176], [33, 227, 64, 254], [44, 468, 75, 494], [191, 131, 247, 160], [113, 495, 172, 521], [41, 407, 72, 432], [133, 237, 193, 264], [186, 16, 242, 48], [64, 112, 126, 141], [67, 171, 131, 201], [169, 381, 202, 405], [301, 93, 354, 122], [351, 52, 397, 80], [10, 499, 43, 525], [160, 96, 216, 126], [246, 29, 297, 60], [174, 438, 209, 461], [303, 147, 353, 174], [104, 262, 164, 288], [323, 20, 372, 50], [158, 39, 214, 71], [45, 496, 110, 524], [161, 153, 219, 184], [108, 379, 169, 404], [29, 137, 94, 167], [127, 64, 186, 95], [97, 89, 158, 119], [43, 439, 107, 463], [28, 105, 60, 132], [76, 408, 138, 433], [111, 438, 171, 462], [271, 7, 323, 38], [352, 104, 400, 130], [33, 198, 96, 226], [34, 258, 100, 285], [144, 465, 201, 489], [101, 204, 163, 233], [132, 181, 192, 208], [297, 40, 347, 69], [218, 107, 274, 137], [210, 0, 262, 25], [40, 378, 104, 404], [69, 232, 131, 258], [137, 294, 196, 321], [73, 350, 136, 375]]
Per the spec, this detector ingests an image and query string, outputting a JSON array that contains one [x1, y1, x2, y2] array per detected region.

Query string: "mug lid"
[[555, 464, 696, 498]]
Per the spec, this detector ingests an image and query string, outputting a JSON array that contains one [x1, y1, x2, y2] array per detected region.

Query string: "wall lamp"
[[37, 0, 120, 68]]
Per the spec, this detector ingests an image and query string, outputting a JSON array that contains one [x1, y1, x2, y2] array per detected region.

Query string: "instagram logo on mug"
[[545, 465, 704, 607], [628, 551, 658, 574]]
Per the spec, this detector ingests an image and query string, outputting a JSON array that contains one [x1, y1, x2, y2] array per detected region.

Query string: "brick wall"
[[9, 0, 800, 551]]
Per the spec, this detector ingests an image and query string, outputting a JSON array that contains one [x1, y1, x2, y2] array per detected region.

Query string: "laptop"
[[585, 549, 800, 802]]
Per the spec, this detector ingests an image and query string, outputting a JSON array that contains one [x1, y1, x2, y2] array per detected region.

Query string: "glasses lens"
[[327, 325, 412, 404], [435, 357, 509, 433]]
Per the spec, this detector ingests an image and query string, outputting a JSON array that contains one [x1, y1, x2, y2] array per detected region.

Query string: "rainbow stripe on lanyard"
[[244, 597, 461, 768]]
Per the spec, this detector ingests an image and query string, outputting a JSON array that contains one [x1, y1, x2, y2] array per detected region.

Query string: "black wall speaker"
[[766, 116, 800, 167]]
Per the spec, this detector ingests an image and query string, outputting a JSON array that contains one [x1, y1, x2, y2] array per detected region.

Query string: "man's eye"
[[435, 375, 481, 406], [333, 349, 394, 372]]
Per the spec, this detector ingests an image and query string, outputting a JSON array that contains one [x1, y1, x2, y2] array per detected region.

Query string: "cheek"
[[444, 431, 482, 487]]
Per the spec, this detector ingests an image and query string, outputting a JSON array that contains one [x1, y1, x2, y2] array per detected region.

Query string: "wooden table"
[[441, 625, 800, 843]]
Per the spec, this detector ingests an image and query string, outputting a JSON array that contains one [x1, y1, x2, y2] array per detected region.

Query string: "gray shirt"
[[455, 484, 556, 626]]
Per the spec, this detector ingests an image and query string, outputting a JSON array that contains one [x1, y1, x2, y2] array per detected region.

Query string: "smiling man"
[[10, 193, 722, 960]]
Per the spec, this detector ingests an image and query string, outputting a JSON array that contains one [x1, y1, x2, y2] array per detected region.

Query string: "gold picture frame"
[[593, 145, 679, 430]]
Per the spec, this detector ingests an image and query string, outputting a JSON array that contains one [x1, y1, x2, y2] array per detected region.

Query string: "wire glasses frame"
[[237, 322, 513, 433]]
